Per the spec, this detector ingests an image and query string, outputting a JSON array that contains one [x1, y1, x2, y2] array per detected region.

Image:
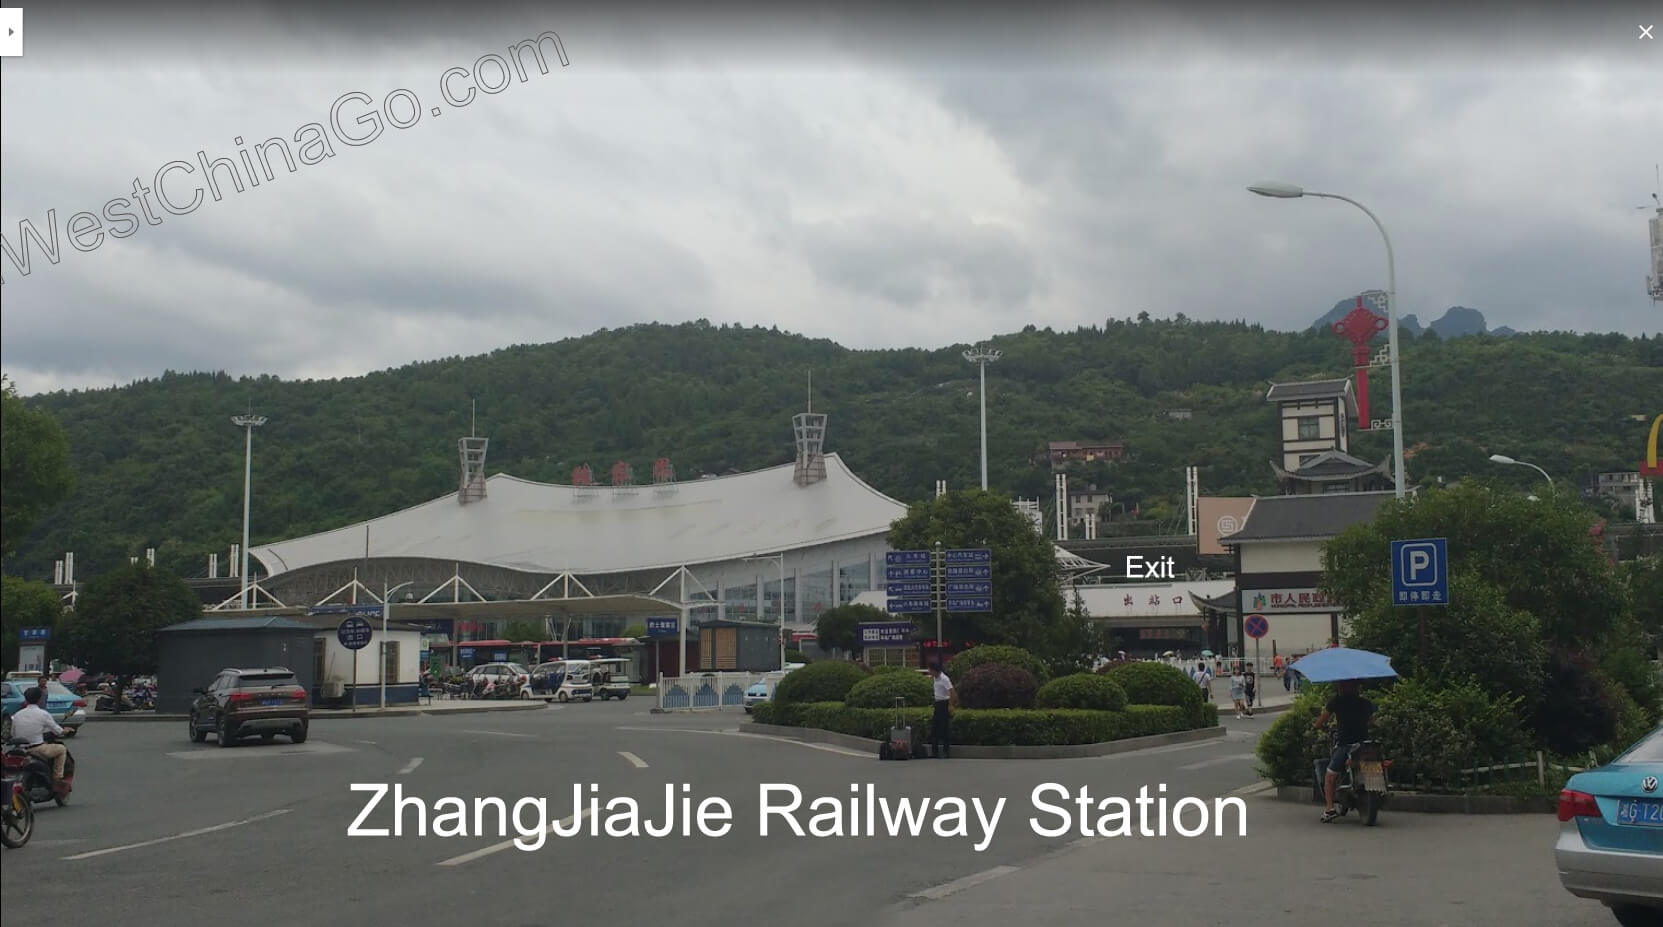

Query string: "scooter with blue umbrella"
[[1296, 648, 1397, 826]]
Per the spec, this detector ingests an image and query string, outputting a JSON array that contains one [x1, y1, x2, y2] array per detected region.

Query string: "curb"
[[735, 722, 1225, 758], [1272, 785, 1554, 814], [82, 702, 547, 722]]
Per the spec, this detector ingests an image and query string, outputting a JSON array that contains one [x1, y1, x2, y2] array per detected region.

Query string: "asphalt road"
[[0, 703, 1619, 927]]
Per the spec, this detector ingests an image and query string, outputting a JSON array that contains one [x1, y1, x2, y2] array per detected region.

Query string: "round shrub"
[[1034, 673, 1128, 711], [846, 670, 934, 708], [945, 645, 1050, 686], [1254, 689, 1331, 785], [868, 664, 913, 676], [773, 661, 869, 704], [957, 663, 1039, 709], [1102, 661, 1204, 708]]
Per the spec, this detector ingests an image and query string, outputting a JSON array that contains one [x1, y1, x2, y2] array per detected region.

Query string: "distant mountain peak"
[[1308, 300, 1508, 339]]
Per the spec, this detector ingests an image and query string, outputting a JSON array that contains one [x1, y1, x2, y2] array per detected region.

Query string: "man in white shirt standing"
[[927, 663, 957, 759], [11, 687, 69, 791]]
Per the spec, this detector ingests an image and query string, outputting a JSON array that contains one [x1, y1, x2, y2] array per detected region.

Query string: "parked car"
[[743, 671, 788, 713], [1555, 724, 1663, 926], [0, 679, 86, 739], [188, 667, 309, 747], [589, 659, 632, 701], [466, 663, 531, 697]]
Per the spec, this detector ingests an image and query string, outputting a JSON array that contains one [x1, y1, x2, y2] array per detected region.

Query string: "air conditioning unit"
[[322, 681, 344, 699]]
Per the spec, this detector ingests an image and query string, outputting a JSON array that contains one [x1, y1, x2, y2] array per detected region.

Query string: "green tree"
[[620, 622, 648, 640], [887, 489, 1070, 662], [1, 375, 75, 558], [1624, 556, 1663, 656], [815, 603, 894, 656], [54, 562, 201, 676], [1, 575, 63, 669]]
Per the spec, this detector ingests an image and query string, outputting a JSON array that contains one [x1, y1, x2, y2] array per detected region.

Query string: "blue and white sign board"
[[337, 616, 374, 650], [946, 597, 993, 613], [494, 651, 508, 662], [859, 622, 916, 646], [18, 627, 50, 642], [885, 565, 931, 582], [646, 617, 679, 637], [459, 647, 476, 660], [944, 565, 991, 580], [887, 597, 933, 615], [885, 581, 931, 596], [886, 550, 930, 565], [309, 605, 383, 617], [944, 548, 991, 564], [945, 581, 991, 596], [1391, 537, 1449, 606]]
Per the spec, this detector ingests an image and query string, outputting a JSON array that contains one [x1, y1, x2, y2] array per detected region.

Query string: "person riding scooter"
[[9, 688, 70, 795], [1311, 679, 1375, 823]]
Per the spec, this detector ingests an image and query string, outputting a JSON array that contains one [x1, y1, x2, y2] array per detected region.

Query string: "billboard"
[[1198, 497, 1255, 555]]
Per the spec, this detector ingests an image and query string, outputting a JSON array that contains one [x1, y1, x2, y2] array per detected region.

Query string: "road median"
[[737, 720, 1224, 758]]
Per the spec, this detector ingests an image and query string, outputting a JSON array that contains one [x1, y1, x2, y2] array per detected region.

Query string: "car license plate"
[[1616, 798, 1663, 826], [262, 698, 286, 706]]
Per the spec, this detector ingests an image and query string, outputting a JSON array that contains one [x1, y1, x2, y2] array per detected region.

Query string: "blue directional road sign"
[[885, 565, 931, 582], [337, 616, 374, 651], [18, 627, 50, 642], [945, 581, 991, 596], [887, 597, 933, 615], [886, 550, 930, 565], [944, 548, 991, 564], [946, 597, 993, 613], [1390, 537, 1449, 606], [944, 564, 991, 580], [885, 581, 932, 596]]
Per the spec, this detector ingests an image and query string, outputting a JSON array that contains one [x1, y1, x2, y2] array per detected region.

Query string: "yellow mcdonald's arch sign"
[[1643, 413, 1663, 477]]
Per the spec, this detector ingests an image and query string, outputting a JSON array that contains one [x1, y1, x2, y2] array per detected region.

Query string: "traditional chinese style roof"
[[1272, 450, 1394, 483], [1264, 378, 1359, 418], [250, 453, 907, 579], [1219, 491, 1397, 544]]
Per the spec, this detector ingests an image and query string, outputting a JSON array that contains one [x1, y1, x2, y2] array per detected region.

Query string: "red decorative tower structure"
[[1331, 291, 1389, 430]]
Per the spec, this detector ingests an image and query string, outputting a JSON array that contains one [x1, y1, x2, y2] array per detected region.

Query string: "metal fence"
[[656, 671, 783, 711]]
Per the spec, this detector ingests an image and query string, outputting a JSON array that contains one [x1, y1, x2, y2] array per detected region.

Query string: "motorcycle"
[[2, 731, 75, 807], [0, 772, 33, 848], [1312, 735, 1390, 826]]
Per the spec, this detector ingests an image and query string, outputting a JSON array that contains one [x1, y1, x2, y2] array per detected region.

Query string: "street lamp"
[[1488, 454, 1554, 486], [744, 554, 788, 669], [231, 413, 267, 608], [962, 347, 1002, 490], [1248, 181, 1407, 498], [381, 580, 416, 709]]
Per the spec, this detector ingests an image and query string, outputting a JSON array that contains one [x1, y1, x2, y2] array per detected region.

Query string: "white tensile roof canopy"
[[250, 453, 910, 579]]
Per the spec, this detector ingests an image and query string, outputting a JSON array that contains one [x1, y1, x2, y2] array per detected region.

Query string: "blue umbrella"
[[1290, 647, 1398, 683]]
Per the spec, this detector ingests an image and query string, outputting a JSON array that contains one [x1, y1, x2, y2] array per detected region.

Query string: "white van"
[[530, 660, 594, 702]]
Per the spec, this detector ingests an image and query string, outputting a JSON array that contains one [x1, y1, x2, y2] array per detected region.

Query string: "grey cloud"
[[794, 214, 1039, 309]]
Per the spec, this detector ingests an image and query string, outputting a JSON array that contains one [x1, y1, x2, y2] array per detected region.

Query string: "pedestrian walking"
[[1282, 660, 1294, 692], [1191, 661, 1214, 703], [1229, 666, 1248, 718], [1243, 670, 1257, 716], [927, 663, 956, 758]]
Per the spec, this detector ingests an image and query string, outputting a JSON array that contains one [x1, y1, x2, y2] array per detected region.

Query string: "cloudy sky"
[[2, 2, 1659, 395]]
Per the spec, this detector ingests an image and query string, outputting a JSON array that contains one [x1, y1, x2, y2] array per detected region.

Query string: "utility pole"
[[232, 413, 267, 609]]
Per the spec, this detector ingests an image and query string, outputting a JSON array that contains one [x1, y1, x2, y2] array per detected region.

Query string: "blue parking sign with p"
[[1391, 537, 1448, 607]]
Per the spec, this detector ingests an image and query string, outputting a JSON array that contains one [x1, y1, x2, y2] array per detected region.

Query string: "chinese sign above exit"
[[1241, 588, 1337, 613]]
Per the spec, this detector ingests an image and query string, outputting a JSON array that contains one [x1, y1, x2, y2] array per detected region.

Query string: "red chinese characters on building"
[[611, 460, 634, 485], [652, 457, 674, 483], [1267, 590, 1335, 609], [571, 464, 593, 486], [1123, 595, 1134, 607]]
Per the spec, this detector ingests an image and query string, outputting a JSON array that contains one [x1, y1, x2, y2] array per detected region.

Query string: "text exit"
[[1125, 555, 1176, 579]]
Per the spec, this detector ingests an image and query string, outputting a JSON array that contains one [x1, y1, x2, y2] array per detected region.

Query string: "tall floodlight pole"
[[1249, 182, 1407, 498], [231, 413, 267, 608], [745, 554, 788, 669], [962, 347, 1002, 490]]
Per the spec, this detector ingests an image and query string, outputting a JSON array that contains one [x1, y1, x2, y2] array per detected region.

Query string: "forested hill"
[[6, 319, 1661, 583]]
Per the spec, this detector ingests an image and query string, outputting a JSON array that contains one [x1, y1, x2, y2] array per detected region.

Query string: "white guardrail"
[[656, 671, 783, 711]]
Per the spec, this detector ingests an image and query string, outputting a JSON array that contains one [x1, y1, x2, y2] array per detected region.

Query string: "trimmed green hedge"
[[759, 701, 1216, 747], [945, 645, 1051, 685], [846, 670, 934, 708], [1101, 661, 1204, 709], [868, 665, 914, 676], [774, 661, 868, 704], [1035, 673, 1128, 711]]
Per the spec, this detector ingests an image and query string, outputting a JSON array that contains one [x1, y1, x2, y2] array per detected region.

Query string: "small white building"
[[309, 616, 427, 707]]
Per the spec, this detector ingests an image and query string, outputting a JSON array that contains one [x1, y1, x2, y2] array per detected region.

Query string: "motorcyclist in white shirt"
[[10, 687, 69, 790]]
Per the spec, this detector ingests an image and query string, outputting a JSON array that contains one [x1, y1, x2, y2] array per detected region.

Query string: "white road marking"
[[166, 742, 348, 760], [470, 730, 538, 739], [908, 865, 1021, 900], [613, 726, 872, 758], [1177, 753, 1256, 771], [435, 808, 594, 866], [1230, 781, 1276, 796], [618, 751, 648, 768], [63, 809, 291, 860], [398, 757, 423, 775], [1068, 836, 1106, 849]]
